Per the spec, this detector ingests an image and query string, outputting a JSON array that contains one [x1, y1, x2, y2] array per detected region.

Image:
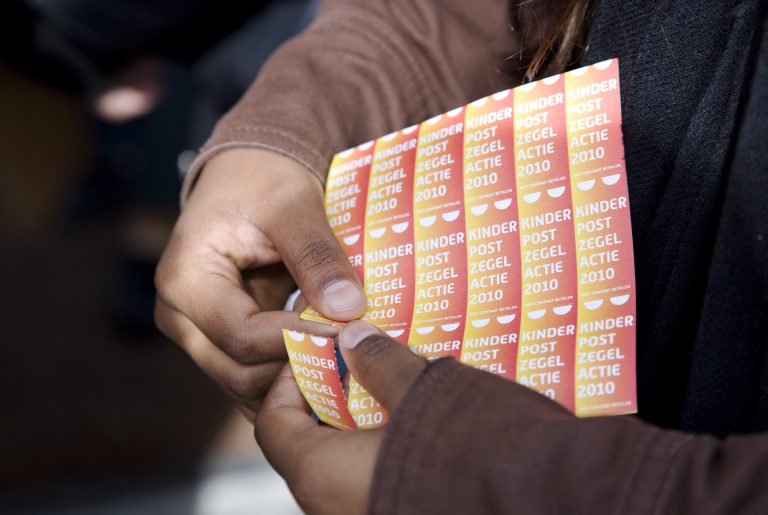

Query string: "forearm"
[[372, 359, 768, 515]]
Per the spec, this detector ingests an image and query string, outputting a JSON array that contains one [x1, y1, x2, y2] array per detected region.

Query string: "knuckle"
[[294, 239, 346, 288], [220, 321, 265, 365], [355, 335, 395, 379], [154, 250, 183, 300], [226, 366, 268, 400], [253, 409, 270, 444], [153, 258, 172, 296]]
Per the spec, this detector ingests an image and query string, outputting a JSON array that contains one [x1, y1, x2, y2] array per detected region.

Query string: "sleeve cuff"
[[180, 124, 330, 207], [369, 359, 692, 515], [369, 359, 572, 515]]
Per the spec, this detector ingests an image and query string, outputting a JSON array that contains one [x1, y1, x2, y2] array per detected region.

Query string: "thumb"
[[338, 321, 426, 411], [267, 195, 366, 321]]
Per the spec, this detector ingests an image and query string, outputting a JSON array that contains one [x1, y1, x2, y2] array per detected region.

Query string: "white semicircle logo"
[[442, 210, 461, 222], [584, 299, 604, 310], [358, 140, 374, 150], [382, 131, 398, 141], [418, 216, 437, 227], [610, 294, 630, 306], [339, 148, 355, 158], [287, 331, 305, 342], [577, 179, 596, 191], [470, 204, 488, 216], [601, 174, 621, 186], [542, 74, 560, 85], [392, 222, 409, 233], [441, 323, 460, 332], [471, 319, 490, 328], [494, 198, 513, 210], [343, 234, 360, 245], [496, 314, 516, 324], [547, 186, 566, 198], [470, 97, 488, 108], [447, 107, 463, 117], [310, 336, 329, 347], [552, 305, 572, 316], [523, 192, 542, 204], [415, 326, 435, 335], [527, 309, 546, 320], [594, 59, 613, 70], [401, 125, 418, 135], [570, 65, 589, 77], [426, 114, 443, 125], [387, 329, 405, 338], [492, 90, 511, 101], [369, 227, 387, 239], [519, 81, 536, 92]]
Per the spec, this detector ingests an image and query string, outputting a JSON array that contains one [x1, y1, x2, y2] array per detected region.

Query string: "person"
[[155, 0, 768, 512]]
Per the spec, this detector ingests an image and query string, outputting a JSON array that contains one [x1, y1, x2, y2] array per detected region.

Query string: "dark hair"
[[523, 0, 598, 81]]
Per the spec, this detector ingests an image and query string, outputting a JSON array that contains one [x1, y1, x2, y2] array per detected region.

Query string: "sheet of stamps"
[[292, 59, 636, 429]]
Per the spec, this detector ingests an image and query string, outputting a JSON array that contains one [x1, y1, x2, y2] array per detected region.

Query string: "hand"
[[154, 148, 367, 420], [255, 321, 427, 515]]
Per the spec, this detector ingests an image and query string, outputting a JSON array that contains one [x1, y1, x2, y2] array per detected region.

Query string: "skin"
[[154, 148, 367, 420], [255, 321, 427, 515], [154, 150, 425, 511]]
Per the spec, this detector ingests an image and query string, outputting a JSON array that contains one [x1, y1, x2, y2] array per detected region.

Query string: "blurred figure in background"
[[0, 1, 315, 513], [3, 0, 317, 333]]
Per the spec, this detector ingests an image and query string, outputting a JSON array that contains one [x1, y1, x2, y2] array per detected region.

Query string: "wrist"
[[188, 148, 324, 210], [183, 147, 325, 208]]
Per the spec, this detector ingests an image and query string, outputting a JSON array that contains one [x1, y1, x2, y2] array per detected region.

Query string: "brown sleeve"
[[371, 359, 768, 515], [181, 0, 553, 203]]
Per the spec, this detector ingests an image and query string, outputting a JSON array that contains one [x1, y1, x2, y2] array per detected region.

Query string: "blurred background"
[[0, 1, 316, 513]]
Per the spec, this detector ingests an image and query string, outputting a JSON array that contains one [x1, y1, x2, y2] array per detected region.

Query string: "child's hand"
[[154, 148, 366, 420], [255, 321, 427, 515]]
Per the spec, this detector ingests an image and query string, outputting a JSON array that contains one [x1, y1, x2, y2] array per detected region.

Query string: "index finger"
[[156, 240, 336, 364]]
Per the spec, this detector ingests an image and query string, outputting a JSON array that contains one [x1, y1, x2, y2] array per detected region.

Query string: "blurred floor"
[[0, 63, 300, 512], [1, 452, 300, 515]]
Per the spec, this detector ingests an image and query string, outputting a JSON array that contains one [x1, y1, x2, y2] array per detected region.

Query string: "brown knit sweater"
[[183, 0, 768, 513]]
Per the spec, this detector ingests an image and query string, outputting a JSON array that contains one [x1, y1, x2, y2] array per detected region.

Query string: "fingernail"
[[323, 280, 364, 314], [339, 321, 379, 349]]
